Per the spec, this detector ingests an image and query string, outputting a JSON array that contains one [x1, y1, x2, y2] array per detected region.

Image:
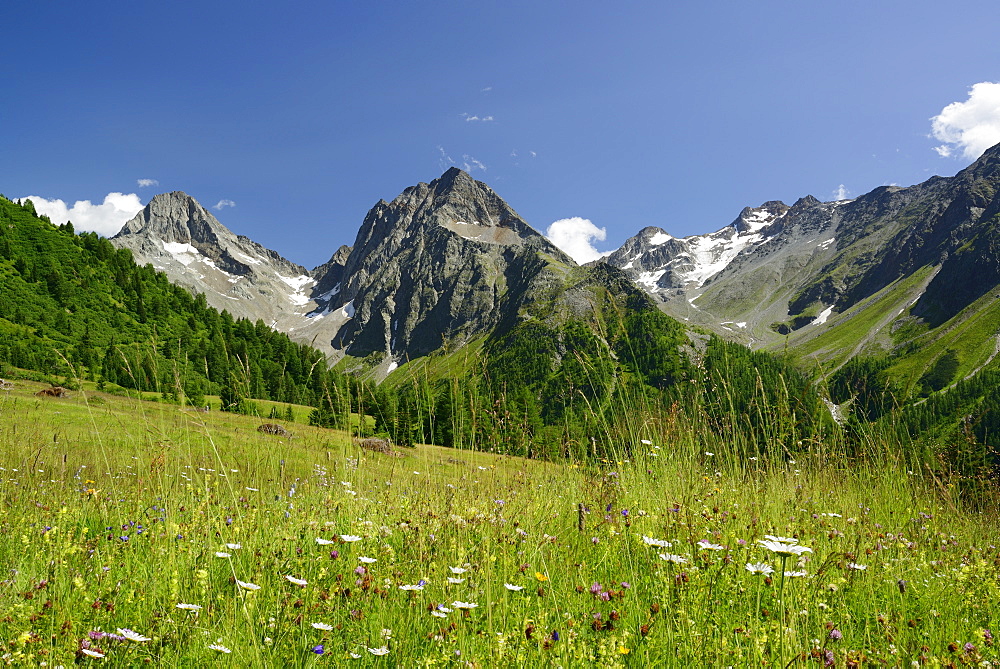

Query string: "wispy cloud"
[[19, 192, 144, 237], [931, 82, 1000, 160], [481, 86, 492, 93], [461, 113, 494, 122], [137, 178, 159, 188], [833, 184, 851, 200], [461, 155, 487, 172], [213, 199, 236, 210], [545, 217, 608, 264]]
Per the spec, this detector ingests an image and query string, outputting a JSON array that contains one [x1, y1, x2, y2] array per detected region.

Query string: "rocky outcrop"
[[111, 192, 317, 328], [310, 167, 576, 359]]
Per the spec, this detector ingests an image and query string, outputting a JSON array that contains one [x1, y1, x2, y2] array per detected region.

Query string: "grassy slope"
[[1, 379, 999, 665]]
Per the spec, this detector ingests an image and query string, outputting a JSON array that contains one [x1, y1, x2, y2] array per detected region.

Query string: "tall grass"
[[0, 375, 998, 666]]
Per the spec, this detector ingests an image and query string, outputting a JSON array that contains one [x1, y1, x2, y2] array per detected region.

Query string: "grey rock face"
[[111, 192, 316, 328], [605, 141, 1000, 350], [311, 167, 575, 359]]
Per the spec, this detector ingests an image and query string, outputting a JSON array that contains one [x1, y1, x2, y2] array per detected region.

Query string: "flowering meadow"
[[1, 381, 999, 667]]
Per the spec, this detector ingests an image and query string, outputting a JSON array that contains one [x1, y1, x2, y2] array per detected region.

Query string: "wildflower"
[[437, 605, 453, 613], [535, 572, 549, 582], [447, 577, 465, 584], [758, 539, 812, 556], [642, 536, 672, 548], [80, 648, 105, 658], [504, 583, 524, 591], [745, 562, 774, 575], [659, 553, 688, 564], [763, 534, 799, 544], [368, 646, 390, 656], [311, 622, 334, 631], [449, 566, 467, 574], [315, 537, 335, 545], [225, 543, 241, 550], [399, 584, 424, 591], [829, 629, 843, 641], [340, 534, 362, 542], [312, 645, 324, 655], [551, 630, 560, 641], [236, 580, 260, 591], [117, 628, 151, 642], [452, 601, 478, 609], [784, 570, 808, 578], [285, 575, 308, 586], [846, 562, 867, 571], [358, 556, 376, 564], [175, 603, 202, 611], [215, 551, 231, 558], [208, 643, 232, 653], [698, 540, 725, 550]]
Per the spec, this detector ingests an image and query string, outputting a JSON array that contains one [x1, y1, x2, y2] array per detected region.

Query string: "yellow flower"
[[535, 572, 549, 582], [619, 646, 630, 655]]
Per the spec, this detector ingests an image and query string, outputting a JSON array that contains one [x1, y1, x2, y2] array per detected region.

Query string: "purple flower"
[[965, 642, 976, 653], [329, 550, 340, 559], [606, 503, 613, 513], [417, 579, 427, 587], [591, 537, 600, 545], [823, 649, 835, 667], [354, 566, 366, 575], [551, 631, 560, 641], [828, 629, 842, 641], [589, 582, 602, 595], [119, 535, 129, 542], [620, 582, 631, 589], [621, 509, 629, 517], [312, 644, 324, 655]]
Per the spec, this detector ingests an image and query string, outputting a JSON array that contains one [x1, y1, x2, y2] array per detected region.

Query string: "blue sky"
[[4, 1, 1000, 268]]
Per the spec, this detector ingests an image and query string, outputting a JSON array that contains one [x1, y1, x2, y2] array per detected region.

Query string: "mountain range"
[[112, 143, 1000, 396]]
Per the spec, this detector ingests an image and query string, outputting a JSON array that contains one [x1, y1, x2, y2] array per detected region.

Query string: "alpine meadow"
[[4, 134, 1000, 667]]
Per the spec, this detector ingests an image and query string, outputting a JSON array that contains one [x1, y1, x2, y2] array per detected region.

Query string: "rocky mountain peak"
[[115, 191, 225, 247]]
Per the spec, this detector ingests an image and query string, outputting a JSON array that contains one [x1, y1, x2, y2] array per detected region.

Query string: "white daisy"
[[117, 628, 151, 642], [758, 539, 812, 556], [215, 551, 231, 558], [504, 583, 524, 591], [449, 566, 467, 574], [285, 575, 308, 586], [311, 622, 333, 631], [358, 556, 377, 564], [451, 601, 478, 609], [175, 603, 202, 611], [447, 577, 465, 584], [368, 646, 390, 656], [315, 537, 335, 545], [208, 643, 231, 653], [225, 543, 241, 550], [658, 553, 688, 564], [745, 562, 775, 575], [236, 579, 260, 591], [340, 534, 362, 542], [80, 648, 105, 658], [642, 536, 672, 548]]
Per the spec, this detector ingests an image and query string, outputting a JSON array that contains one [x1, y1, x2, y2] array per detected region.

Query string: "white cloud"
[[137, 178, 159, 188], [481, 86, 492, 92], [545, 217, 608, 264], [931, 82, 1000, 160], [833, 184, 851, 200], [461, 155, 487, 172], [19, 192, 143, 236], [461, 113, 494, 122], [214, 199, 236, 210]]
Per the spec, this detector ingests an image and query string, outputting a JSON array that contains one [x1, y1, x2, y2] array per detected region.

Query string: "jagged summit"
[[111, 192, 313, 327], [308, 168, 575, 360]]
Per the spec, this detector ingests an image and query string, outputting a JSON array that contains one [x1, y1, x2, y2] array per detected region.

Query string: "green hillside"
[[0, 195, 353, 417]]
